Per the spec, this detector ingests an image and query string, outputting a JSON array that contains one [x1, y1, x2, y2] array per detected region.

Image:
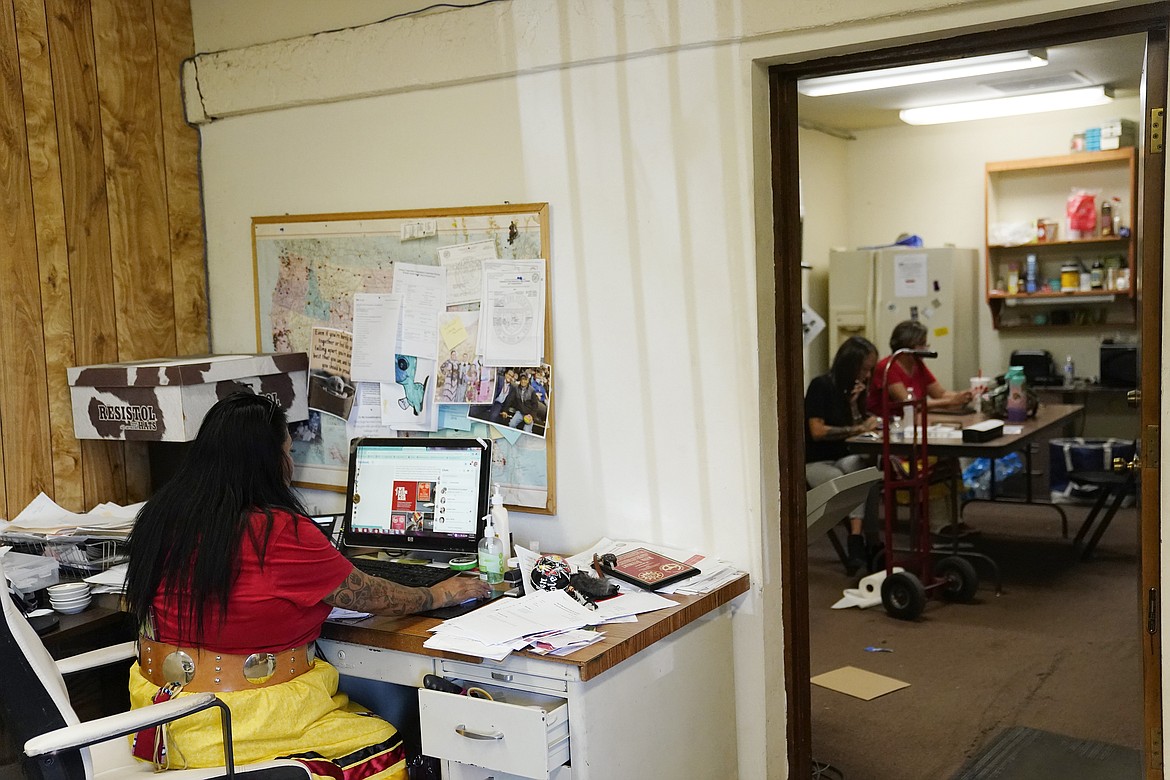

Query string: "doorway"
[[770, 8, 1165, 779]]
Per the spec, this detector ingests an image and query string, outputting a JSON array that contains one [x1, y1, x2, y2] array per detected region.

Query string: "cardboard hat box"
[[67, 353, 309, 442]]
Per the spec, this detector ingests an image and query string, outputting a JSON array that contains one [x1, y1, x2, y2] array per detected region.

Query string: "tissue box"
[[68, 353, 309, 442], [963, 419, 1005, 443], [3, 552, 60, 592]]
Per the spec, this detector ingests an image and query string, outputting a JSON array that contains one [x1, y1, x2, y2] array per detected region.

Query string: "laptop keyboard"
[[351, 557, 460, 588]]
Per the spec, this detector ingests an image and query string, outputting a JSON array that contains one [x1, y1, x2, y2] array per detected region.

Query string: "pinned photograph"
[[434, 312, 495, 405], [468, 364, 552, 438]]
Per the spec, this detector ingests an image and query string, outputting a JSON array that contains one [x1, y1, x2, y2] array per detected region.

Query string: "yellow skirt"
[[128, 658, 406, 780]]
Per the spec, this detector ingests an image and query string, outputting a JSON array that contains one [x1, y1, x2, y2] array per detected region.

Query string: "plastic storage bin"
[[2, 551, 61, 592], [1049, 437, 1136, 503]]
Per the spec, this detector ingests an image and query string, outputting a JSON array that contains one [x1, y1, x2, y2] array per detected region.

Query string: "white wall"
[[799, 128, 850, 383], [188, 1, 1166, 777]]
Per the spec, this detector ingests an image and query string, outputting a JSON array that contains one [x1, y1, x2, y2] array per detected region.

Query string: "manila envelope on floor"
[[810, 666, 910, 701]]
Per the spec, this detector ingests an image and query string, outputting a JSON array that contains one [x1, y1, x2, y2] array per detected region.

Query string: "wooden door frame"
[[769, 6, 1168, 778]]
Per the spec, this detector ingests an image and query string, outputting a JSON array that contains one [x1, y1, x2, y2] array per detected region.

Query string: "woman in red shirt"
[[124, 392, 488, 778], [868, 320, 972, 417]]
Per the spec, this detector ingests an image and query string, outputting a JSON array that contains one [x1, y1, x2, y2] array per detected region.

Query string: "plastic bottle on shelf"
[[1090, 260, 1104, 289], [1063, 355, 1075, 388], [1024, 253, 1038, 294], [1100, 198, 1114, 237], [490, 483, 511, 559], [477, 513, 505, 585], [1005, 366, 1028, 423]]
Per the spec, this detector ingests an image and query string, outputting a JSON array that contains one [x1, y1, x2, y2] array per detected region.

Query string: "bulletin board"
[[251, 203, 555, 514]]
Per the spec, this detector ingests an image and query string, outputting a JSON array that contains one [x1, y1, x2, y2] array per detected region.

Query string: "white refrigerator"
[[827, 247, 979, 390]]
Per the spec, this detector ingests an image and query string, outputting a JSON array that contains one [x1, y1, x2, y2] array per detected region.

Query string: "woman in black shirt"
[[805, 335, 880, 574]]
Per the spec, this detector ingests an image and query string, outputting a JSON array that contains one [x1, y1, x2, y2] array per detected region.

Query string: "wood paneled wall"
[[0, 0, 206, 519]]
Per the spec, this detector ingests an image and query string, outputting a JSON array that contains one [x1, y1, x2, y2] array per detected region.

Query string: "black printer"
[[1009, 349, 1063, 387]]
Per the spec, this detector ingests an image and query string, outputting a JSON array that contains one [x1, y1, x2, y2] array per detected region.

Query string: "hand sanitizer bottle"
[[1063, 355, 1075, 388], [477, 514, 504, 584], [491, 484, 511, 559]]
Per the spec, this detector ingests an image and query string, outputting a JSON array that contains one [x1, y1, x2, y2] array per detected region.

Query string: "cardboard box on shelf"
[[67, 353, 308, 442]]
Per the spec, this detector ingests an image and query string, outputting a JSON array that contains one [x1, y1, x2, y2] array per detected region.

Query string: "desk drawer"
[[446, 759, 572, 780], [438, 660, 570, 695], [420, 682, 569, 780]]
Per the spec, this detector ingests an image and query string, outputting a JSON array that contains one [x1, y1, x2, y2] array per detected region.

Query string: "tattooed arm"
[[325, 566, 491, 616]]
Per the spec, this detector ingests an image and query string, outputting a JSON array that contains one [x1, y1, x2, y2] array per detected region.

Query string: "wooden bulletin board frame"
[[251, 203, 555, 514]]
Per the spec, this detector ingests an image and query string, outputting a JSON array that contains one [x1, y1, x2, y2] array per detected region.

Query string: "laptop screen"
[[341, 437, 492, 561]]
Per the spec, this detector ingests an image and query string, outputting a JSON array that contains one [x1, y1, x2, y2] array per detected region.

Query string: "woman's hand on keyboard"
[[432, 574, 493, 607]]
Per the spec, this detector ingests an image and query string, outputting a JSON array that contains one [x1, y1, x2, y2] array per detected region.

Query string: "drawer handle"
[[455, 725, 504, 741], [490, 672, 513, 682]]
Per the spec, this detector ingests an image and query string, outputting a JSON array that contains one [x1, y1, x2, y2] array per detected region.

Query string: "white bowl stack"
[[46, 582, 92, 614]]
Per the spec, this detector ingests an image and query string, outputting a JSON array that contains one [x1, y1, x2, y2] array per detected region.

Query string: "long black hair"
[[124, 392, 309, 643], [829, 336, 878, 416]]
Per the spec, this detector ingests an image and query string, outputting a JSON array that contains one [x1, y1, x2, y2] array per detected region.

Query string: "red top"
[[151, 508, 353, 654], [868, 355, 937, 417]]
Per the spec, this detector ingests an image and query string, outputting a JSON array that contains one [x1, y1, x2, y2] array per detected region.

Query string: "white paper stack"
[[1, 493, 141, 540]]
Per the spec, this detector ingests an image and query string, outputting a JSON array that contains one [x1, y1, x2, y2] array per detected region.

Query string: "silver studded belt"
[[137, 636, 316, 692]]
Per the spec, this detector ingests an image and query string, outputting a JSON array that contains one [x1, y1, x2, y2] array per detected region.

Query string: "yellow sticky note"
[[440, 317, 469, 352], [933, 327, 949, 338]]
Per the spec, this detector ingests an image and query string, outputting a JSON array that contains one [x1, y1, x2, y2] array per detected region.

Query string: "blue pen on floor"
[[864, 646, 894, 653]]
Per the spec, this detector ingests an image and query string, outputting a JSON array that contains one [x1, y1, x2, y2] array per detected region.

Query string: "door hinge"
[[1151, 107, 1164, 153], [1143, 425, 1160, 468], [1148, 588, 1158, 635]]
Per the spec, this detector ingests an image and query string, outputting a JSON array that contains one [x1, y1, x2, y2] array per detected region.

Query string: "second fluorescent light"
[[899, 86, 1113, 125], [798, 50, 1048, 97]]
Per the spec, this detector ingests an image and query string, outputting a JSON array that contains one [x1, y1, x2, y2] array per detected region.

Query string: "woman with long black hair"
[[124, 392, 487, 778], [804, 336, 882, 574]]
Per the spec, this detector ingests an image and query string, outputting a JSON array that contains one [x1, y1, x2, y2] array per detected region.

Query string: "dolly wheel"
[[936, 556, 979, 603], [881, 571, 926, 620]]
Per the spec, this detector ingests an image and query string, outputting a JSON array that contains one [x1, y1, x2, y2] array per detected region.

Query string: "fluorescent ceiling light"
[[798, 50, 1047, 97], [899, 86, 1113, 125]]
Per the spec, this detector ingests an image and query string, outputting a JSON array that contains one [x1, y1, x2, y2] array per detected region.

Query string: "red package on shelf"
[[1066, 190, 1098, 234]]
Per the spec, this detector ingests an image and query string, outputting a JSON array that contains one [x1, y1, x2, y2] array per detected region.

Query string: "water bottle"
[[477, 513, 504, 585], [1005, 366, 1027, 423], [904, 387, 916, 437], [1063, 355, 1075, 388]]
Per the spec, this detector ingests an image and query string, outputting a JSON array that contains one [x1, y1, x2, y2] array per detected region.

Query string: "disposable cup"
[[969, 377, 989, 412]]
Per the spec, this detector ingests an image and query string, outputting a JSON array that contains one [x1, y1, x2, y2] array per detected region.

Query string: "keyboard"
[[351, 557, 459, 588]]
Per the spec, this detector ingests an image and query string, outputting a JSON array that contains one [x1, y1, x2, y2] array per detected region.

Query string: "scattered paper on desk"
[[811, 666, 909, 701], [432, 589, 597, 646], [423, 632, 529, 661], [328, 607, 372, 620], [567, 537, 744, 596], [1004, 425, 1024, 434], [589, 591, 677, 621], [529, 629, 605, 656], [84, 563, 128, 592]]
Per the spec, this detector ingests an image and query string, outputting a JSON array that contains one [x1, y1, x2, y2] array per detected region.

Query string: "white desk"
[[317, 575, 749, 779]]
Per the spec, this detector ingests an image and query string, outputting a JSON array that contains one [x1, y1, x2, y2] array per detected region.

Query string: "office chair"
[[807, 467, 883, 573], [0, 557, 310, 780]]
